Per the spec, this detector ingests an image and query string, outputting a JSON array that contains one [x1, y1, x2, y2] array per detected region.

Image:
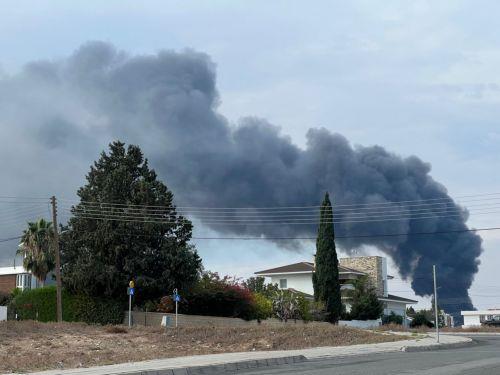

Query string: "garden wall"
[[338, 319, 381, 329], [124, 311, 327, 328], [0, 306, 6, 321]]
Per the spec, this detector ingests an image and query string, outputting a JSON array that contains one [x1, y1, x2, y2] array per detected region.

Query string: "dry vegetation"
[[0, 321, 405, 373], [441, 326, 500, 333]]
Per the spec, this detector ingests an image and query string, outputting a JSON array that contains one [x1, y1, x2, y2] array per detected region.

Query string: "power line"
[[0, 235, 22, 243], [59, 209, 500, 225], [57, 191, 500, 210], [62, 203, 500, 221]]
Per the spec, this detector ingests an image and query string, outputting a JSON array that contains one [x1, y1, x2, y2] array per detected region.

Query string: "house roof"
[[255, 262, 366, 276], [255, 262, 314, 275], [0, 266, 29, 276], [379, 294, 418, 304]]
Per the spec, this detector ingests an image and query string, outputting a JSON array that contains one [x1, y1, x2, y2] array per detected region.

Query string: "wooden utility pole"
[[51, 196, 63, 323]]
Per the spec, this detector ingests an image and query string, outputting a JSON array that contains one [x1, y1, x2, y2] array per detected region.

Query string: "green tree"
[[410, 310, 434, 328], [61, 141, 202, 303], [17, 219, 55, 286], [312, 192, 342, 323], [243, 276, 279, 298], [347, 276, 384, 320]]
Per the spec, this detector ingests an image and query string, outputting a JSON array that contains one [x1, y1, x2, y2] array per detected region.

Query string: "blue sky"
[[1, 0, 500, 309]]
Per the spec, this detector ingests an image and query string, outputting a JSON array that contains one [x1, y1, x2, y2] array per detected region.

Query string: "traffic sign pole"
[[128, 280, 135, 328], [173, 288, 179, 328], [128, 293, 132, 327]]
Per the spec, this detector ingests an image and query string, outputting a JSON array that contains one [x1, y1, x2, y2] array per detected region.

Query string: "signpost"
[[127, 280, 135, 327], [173, 288, 180, 328]]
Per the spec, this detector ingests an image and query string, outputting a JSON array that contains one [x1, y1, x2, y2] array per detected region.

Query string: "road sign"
[[174, 294, 181, 302], [129, 280, 135, 288], [127, 287, 135, 296]]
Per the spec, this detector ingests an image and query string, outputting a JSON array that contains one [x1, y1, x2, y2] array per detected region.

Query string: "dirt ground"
[[0, 321, 405, 373]]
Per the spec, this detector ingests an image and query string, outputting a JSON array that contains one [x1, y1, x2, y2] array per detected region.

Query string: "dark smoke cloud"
[[0, 42, 482, 315]]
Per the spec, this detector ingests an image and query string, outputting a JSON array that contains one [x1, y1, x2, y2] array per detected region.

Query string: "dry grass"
[[0, 321, 405, 373], [375, 323, 430, 334], [441, 326, 500, 333]]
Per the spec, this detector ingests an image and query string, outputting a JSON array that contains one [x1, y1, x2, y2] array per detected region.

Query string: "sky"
[[1, 0, 499, 310]]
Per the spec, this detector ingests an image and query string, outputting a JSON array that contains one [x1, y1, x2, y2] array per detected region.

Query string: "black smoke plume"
[[0, 42, 482, 317]]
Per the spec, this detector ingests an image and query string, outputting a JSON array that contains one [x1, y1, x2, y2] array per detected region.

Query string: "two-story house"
[[0, 265, 42, 294], [255, 255, 416, 319]]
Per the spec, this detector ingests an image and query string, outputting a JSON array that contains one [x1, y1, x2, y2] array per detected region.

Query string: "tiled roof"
[[255, 262, 367, 275], [255, 262, 314, 274]]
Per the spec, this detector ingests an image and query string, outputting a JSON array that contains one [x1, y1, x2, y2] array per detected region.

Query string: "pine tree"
[[61, 141, 202, 303], [312, 192, 342, 323]]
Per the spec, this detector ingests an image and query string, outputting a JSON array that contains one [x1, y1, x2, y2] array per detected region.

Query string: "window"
[[279, 279, 287, 289], [15, 274, 32, 290], [16, 274, 21, 288]]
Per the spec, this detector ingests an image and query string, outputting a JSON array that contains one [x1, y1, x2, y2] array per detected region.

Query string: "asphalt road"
[[238, 336, 500, 375]]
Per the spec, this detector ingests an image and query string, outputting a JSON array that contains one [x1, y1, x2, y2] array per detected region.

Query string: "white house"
[[461, 309, 500, 328], [255, 256, 417, 320], [0, 265, 44, 294]]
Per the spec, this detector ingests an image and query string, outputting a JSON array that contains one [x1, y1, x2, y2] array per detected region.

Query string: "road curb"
[[124, 356, 307, 375], [401, 337, 474, 353]]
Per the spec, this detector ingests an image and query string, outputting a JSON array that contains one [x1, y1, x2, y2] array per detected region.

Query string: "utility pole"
[[51, 196, 63, 323], [433, 265, 439, 343]]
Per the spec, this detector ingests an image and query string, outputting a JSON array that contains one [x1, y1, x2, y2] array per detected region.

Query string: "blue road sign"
[[127, 287, 135, 296], [174, 294, 181, 302]]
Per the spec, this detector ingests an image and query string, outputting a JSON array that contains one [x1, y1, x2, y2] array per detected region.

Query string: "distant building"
[[461, 309, 500, 328], [255, 255, 417, 320], [0, 265, 45, 293]]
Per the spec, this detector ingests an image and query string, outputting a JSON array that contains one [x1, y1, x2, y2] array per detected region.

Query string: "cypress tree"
[[312, 192, 342, 323]]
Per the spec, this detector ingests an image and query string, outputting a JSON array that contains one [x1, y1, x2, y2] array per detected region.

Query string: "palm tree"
[[17, 219, 55, 287]]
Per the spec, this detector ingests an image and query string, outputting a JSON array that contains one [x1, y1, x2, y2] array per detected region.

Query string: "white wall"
[[270, 273, 314, 295], [462, 314, 481, 328], [383, 301, 407, 317], [0, 306, 7, 321]]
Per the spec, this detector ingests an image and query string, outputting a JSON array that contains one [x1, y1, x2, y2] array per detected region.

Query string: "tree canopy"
[[312, 192, 342, 323], [61, 141, 202, 303], [347, 276, 384, 320], [18, 218, 55, 286]]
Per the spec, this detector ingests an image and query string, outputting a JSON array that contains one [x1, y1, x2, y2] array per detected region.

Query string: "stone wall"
[[339, 256, 384, 296]]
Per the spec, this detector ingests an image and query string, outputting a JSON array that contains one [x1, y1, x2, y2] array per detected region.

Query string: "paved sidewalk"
[[23, 334, 471, 375]]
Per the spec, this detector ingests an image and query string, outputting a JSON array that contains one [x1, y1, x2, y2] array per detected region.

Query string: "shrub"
[[182, 272, 258, 320], [9, 286, 124, 324], [156, 296, 175, 313], [253, 293, 273, 321], [297, 295, 312, 322], [382, 311, 403, 325], [410, 311, 434, 328], [0, 291, 12, 306], [143, 299, 159, 312], [242, 277, 279, 299], [272, 290, 300, 322]]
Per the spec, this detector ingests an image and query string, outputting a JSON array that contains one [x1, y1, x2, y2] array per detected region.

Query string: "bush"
[[297, 295, 312, 322], [9, 286, 124, 324], [382, 311, 403, 325], [0, 291, 12, 306], [272, 290, 300, 322], [182, 272, 258, 320], [410, 311, 434, 328], [156, 296, 174, 313], [253, 293, 273, 321]]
